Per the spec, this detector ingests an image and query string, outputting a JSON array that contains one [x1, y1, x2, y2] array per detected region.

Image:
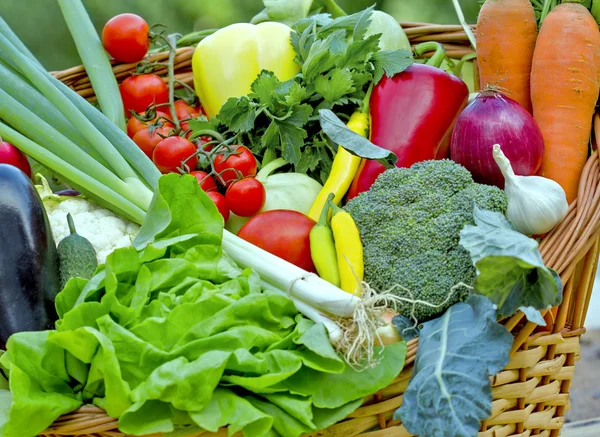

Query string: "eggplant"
[[0, 164, 59, 347]]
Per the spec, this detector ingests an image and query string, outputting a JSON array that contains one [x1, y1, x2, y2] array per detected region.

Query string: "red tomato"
[[132, 126, 172, 159], [226, 178, 266, 217], [207, 191, 230, 222], [238, 210, 317, 272], [171, 100, 200, 132], [152, 136, 198, 174], [126, 111, 172, 138], [0, 142, 31, 178], [120, 74, 169, 115], [213, 146, 257, 186], [190, 170, 217, 192], [102, 13, 150, 63]]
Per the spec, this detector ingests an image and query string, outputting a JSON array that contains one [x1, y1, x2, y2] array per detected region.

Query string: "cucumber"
[[57, 213, 98, 289]]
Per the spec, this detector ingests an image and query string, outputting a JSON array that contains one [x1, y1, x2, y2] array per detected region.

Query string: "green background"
[[1, 0, 480, 71]]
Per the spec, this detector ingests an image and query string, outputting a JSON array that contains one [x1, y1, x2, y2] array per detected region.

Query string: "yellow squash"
[[192, 22, 301, 118], [308, 110, 369, 221]]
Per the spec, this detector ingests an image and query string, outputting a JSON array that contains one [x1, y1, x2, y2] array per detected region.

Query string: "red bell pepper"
[[347, 43, 469, 199]]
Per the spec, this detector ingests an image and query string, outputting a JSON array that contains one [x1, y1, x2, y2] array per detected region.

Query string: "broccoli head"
[[344, 159, 507, 322]]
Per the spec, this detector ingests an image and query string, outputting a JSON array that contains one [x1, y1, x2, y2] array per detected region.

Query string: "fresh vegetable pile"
[[0, 0, 598, 436]]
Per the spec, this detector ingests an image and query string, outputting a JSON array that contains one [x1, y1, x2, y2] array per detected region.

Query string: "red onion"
[[450, 88, 544, 189]]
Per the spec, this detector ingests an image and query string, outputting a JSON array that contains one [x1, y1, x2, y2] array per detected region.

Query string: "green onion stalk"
[[0, 17, 160, 222], [57, 0, 127, 132]]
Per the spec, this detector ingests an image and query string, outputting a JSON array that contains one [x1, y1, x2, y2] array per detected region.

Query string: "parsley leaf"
[[314, 69, 354, 105], [319, 6, 373, 35], [302, 29, 346, 81], [339, 34, 381, 71], [261, 121, 280, 152], [287, 103, 314, 126], [296, 148, 322, 174], [250, 71, 280, 112], [372, 49, 414, 83], [353, 7, 374, 41], [286, 82, 311, 106], [218, 97, 256, 133], [278, 121, 307, 165]]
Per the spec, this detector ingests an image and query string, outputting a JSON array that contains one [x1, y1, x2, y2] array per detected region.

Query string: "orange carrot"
[[531, 3, 600, 205], [476, 0, 538, 112]]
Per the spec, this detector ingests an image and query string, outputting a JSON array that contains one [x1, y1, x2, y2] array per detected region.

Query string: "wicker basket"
[[42, 23, 600, 437]]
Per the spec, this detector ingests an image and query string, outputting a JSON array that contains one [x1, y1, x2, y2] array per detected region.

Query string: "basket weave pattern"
[[42, 24, 600, 437]]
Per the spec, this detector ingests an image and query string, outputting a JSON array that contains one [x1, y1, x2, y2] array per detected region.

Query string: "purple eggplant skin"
[[0, 164, 59, 348]]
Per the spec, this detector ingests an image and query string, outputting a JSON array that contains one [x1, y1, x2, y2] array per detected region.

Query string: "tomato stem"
[[189, 129, 226, 144]]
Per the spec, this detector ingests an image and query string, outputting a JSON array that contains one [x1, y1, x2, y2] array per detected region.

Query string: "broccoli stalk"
[[344, 159, 508, 323]]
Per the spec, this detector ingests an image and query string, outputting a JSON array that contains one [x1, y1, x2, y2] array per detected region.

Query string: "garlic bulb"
[[492, 144, 568, 236]]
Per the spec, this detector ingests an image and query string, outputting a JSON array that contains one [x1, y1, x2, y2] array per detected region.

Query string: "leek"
[[57, 0, 126, 132]]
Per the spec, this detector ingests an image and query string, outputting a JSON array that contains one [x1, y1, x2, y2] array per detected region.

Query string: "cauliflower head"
[[36, 176, 139, 264]]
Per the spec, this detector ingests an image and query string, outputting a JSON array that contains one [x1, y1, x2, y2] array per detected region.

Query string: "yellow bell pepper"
[[308, 110, 369, 221], [192, 22, 301, 118]]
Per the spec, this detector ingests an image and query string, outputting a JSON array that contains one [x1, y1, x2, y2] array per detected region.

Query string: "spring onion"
[[0, 122, 144, 223], [0, 32, 137, 183], [0, 88, 143, 209], [0, 60, 105, 166], [222, 231, 360, 318], [57, 0, 126, 132]]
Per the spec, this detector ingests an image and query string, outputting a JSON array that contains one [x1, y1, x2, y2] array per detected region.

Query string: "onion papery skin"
[[450, 89, 544, 189]]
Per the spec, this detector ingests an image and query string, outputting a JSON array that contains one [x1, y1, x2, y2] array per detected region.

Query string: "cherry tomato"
[[207, 191, 230, 222], [152, 136, 198, 174], [120, 74, 169, 115], [132, 125, 172, 159], [213, 146, 257, 186], [102, 13, 149, 63], [190, 170, 217, 192], [0, 142, 31, 178], [126, 110, 172, 138], [238, 210, 317, 272], [225, 178, 266, 217], [169, 100, 200, 132]]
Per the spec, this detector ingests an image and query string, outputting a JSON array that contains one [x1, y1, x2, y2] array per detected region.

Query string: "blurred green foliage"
[[0, 0, 480, 71]]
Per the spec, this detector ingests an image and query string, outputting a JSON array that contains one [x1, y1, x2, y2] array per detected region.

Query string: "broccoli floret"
[[344, 159, 507, 323]]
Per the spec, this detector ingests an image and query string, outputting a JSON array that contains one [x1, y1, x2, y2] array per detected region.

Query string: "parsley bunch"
[[216, 7, 412, 183]]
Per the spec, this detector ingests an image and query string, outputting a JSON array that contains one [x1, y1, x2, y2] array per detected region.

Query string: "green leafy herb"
[[459, 206, 563, 321], [0, 173, 406, 437], [397, 294, 513, 437], [210, 8, 413, 183]]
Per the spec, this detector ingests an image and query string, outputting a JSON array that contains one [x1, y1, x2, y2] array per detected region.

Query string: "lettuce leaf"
[[396, 295, 512, 437], [1, 174, 406, 437], [459, 206, 563, 321]]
